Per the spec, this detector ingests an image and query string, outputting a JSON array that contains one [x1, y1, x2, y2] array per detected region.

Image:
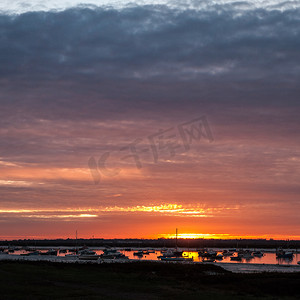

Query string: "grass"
[[0, 260, 299, 299]]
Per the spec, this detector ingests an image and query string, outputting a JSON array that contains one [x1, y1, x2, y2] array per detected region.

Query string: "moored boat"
[[101, 249, 128, 259], [222, 250, 233, 256], [160, 257, 193, 262], [276, 249, 294, 259], [253, 251, 264, 257], [160, 249, 178, 258], [230, 255, 242, 261], [26, 251, 41, 256], [133, 251, 144, 257], [79, 249, 96, 255], [215, 253, 223, 260], [242, 251, 254, 259], [65, 254, 78, 258], [202, 258, 215, 262], [78, 254, 100, 260], [199, 250, 217, 258], [42, 249, 57, 256]]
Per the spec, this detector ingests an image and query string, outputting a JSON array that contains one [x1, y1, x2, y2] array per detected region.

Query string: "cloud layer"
[[0, 2, 299, 238]]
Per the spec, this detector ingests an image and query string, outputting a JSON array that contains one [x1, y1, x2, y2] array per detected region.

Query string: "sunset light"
[[0, 0, 299, 242], [1, 2, 300, 298]]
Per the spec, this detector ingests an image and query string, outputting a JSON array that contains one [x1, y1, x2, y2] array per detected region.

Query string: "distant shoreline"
[[1, 238, 300, 249]]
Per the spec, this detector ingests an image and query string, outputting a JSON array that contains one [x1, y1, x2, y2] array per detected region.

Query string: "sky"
[[0, 0, 299, 240]]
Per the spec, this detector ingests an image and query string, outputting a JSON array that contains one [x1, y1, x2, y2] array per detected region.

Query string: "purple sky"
[[0, 1, 299, 239]]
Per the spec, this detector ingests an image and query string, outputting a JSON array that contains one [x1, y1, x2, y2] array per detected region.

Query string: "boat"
[[253, 251, 264, 257], [42, 249, 57, 256], [199, 250, 217, 258], [160, 257, 193, 262], [276, 249, 294, 259], [26, 251, 41, 256], [197, 248, 207, 252], [242, 251, 254, 259], [173, 250, 183, 257], [202, 258, 215, 262], [159, 229, 185, 259], [159, 249, 182, 257], [172, 228, 183, 257], [133, 251, 144, 257], [222, 250, 233, 256], [230, 255, 242, 261], [65, 254, 78, 258], [79, 249, 96, 255], [78, 254, 100, 260], [101, 249, 128, 259], [26, 247, 38, 252]]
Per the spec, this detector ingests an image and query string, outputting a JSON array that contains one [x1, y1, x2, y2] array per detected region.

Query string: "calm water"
[[6, 248, 300, 265], [93, 249, 300, 265]]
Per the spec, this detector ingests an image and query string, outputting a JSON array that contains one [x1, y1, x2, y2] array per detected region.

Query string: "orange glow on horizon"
[[1, 204, 299, 240], [158, 233, 300, 240], [1, 232, 300, 241]]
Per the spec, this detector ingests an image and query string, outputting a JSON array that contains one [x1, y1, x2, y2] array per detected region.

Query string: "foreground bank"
[[0, 260, 299, 299]]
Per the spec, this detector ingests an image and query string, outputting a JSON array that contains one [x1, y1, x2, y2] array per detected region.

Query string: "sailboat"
[[158, 228, 184, 259], [173, 228, 183, 257]]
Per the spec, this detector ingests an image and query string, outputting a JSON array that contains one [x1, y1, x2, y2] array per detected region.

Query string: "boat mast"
[[175, 228, 178, 250], [75, 230, 78, 253]]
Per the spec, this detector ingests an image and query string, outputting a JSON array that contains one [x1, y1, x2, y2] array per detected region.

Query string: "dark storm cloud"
[[0, 2, 299, 139], [0, 3, 299, 133], [0, 4, 300, 83], [0, 3, 299, 209]]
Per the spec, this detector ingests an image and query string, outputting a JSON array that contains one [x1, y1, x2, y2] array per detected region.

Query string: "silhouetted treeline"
[[1, 238, 300, 249]]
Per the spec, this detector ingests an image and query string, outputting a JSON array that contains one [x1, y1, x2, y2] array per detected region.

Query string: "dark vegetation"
[[1, 238, 300, 249], [0, 260, 299, 299]]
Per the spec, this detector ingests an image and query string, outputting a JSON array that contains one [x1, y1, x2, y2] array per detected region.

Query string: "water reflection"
[[3, 248, 300, 265], [181, 251, 299, 265]]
